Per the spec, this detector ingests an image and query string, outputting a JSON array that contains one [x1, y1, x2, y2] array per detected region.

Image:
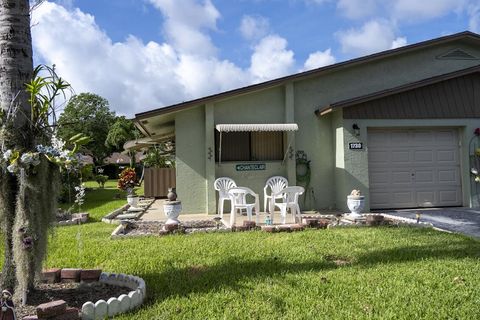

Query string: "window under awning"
[[215, 123, 298, 164], [215, 123, 298, 132]]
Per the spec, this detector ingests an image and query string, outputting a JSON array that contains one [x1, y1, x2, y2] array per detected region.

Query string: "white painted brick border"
[[81, 272, 146, 319]]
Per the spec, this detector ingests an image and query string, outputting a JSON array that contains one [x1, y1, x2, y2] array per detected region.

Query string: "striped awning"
[[215, 123, 298, 132]]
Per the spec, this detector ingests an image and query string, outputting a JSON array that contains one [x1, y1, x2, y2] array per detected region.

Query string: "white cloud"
[[32, 2, 242, 116], [337, 0, 378, 19], [250, 35, 295, 82], [391, 36, 407, 49], [468, 3, 480, 33], [336, 19, 406, 56], [302, 49, 336, 71], [391, 0, 466, 22], [148, 0, 220, 56], [239, 15, 270, 40], [32, 1, 309, 117]]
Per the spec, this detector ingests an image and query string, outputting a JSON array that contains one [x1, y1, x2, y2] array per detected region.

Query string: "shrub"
[[95, 174, 109, 188]]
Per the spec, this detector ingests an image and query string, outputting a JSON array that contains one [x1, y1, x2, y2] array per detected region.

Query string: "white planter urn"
[[347, 195, 365, 218], [163, 200, 182, 224], [127, 195, 139, 208]]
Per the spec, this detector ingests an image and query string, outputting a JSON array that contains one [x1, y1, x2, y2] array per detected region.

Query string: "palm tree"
[[0, 0, 33, 293]]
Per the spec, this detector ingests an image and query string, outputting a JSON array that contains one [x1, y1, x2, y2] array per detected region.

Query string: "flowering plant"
[[1, 133, 89, 174], [117, 167, 137, 195]]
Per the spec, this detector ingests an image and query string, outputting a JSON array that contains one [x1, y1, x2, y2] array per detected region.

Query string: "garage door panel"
[[368, 128, 462, 209], [392, 191, 415, 206], [368, 150, 390, 164], [437, 150, 456, 163], [414, 170, 434, 183], [391, 151, 411, 163], [390, 131, 410, 145], [416, 191, 435, 205], [436, 130, 456, 145], [413, 150, 434, 163], [411, 131, 434, 145], [391, 170, 413, 184], [439, 190, 461, 204], [438, 169, 458, 183], [369, 171, 390, 184]]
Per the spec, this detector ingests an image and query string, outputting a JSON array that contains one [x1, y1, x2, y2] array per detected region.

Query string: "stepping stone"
[[107, 297, 121, 317], [116, 213, 138, 220], [127, 207, 144, 212], [94, 300, 107, 320], [81, 302, 95, 320]]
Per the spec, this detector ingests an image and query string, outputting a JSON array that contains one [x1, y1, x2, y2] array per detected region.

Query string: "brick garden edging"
[[25, 269, 146, 320]]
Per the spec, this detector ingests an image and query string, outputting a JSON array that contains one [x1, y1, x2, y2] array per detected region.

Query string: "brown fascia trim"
[[315, 64, 480, 116], [135, 31, 480, 121], [133, 118, 151, 137]]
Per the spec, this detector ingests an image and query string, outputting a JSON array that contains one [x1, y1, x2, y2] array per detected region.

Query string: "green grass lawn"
[[2, 181, 480, 319]]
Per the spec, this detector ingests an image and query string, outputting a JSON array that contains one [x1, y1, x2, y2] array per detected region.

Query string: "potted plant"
[[118, 167, 138, 207], [347, 189, 365, 218]]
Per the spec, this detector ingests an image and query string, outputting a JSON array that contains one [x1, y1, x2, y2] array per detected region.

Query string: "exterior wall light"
[[352, 123, 360, 136]]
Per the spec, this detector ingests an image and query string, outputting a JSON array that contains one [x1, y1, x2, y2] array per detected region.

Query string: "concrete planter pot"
[[347, 195, 365, 217], [163, 201, 182, 224], [127, 195, 139, 208]]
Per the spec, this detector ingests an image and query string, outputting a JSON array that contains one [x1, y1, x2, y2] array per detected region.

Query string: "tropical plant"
[[143, 143, 175, 168], [117, 167, 137, 195]]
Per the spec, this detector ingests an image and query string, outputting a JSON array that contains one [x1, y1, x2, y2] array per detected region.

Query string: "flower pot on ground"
[[347, 189, 365, 218], [163, 201, 182, 225], [127, 194, 139, 208], [118, 167, 139, 206]]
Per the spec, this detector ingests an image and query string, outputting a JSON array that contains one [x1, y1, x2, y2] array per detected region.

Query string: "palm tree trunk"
[[0, 0, 33, 292]]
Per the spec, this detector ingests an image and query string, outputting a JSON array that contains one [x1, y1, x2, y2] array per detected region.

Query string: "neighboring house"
[[132, 31, 480, 214], [103, 152, 145, 165]]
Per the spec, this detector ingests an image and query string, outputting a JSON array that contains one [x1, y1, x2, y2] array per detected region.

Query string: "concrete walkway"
[[383, 207, 480, 239]]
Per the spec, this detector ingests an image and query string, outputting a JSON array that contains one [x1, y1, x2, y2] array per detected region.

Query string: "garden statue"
[[0, 290, 15, 320]]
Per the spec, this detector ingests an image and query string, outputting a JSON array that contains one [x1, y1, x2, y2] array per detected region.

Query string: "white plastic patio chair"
[[272, 186, 305, 224], [214, 177, 237, 218], [263, 176, 288, 214], [228, 187, 260, 226]]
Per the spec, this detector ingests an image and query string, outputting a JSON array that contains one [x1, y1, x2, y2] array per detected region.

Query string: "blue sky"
[[31, 0, 480, 116]]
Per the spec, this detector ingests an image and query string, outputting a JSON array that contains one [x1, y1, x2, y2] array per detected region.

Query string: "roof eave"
[[135, 31, 480, 120]]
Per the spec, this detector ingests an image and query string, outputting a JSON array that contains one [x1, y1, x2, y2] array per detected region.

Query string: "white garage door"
[[368, 128, 462, 209]]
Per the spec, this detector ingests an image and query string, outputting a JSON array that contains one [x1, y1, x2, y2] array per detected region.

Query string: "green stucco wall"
[[175, 107, 207, 213], [165, 38, 480, 214]]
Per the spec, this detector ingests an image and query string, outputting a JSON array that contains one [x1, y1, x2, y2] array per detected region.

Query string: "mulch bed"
[[16, 282, 132, 319]]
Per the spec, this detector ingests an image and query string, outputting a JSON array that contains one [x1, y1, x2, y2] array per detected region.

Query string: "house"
[[131, 31, 480, 214]]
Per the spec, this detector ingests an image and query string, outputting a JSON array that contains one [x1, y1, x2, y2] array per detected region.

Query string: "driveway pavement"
[[382, 207, 480, 239]]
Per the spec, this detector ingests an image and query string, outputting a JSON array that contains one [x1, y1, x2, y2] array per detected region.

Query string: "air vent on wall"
[[437, 48, 478, 60]]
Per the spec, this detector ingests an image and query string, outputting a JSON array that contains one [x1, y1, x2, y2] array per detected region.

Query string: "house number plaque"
[[349, 142, 363, 150], [236, 163, 266, 171]]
